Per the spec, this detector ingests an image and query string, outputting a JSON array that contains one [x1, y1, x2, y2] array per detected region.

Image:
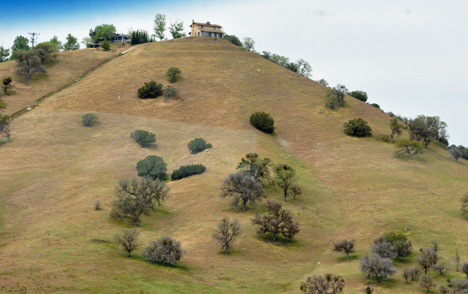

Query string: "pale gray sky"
[[2, 0, 467, 145]]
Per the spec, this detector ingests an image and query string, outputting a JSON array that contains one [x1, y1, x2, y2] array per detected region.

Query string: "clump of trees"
[[395, 139, 423, 160], [136, 155, 167, 180], [250, 111, 275, 134], [14, 50, 47, 81], [332, 239, 356, 260], [187, 137, 212, 154], [131, 130, 156, 147], [408, 115, 448, 148], [131, 30, 150, 45], [137, 81, 163, 99], [251, 200, 300, 241], [212, 217, 241, 254], [326, 85, 347, 109], [82, 113, 98, 127], [141, 236, 184, 265], [171, 164, 206, 180], [343, 118, 372, 137], [349, 90, 368, 102], [224, 35, 242, 46], [115, 229, 140, 257], [220, 173, 266, 211], [300, 274, 345, 294], [166, 67, 182, 83], [237, 153, 272, 184], [261, 51, 312, 77], [110, 178, 169, 226]]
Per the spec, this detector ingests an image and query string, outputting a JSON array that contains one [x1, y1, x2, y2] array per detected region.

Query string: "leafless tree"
[[461, 194, 468, 218], [462, 262, 468, 278], [242, 37, 255, 52], [251, 200, 299, 241], [416, 248, 438, 275], [439, 285, 449, 294], [273, 164, 298, 201], [212, 217, 241, 254], [371, 237, 397, 259], [449, 147, 464, 161], [299, 273, 345, 294], [394, 240, 412, 262], [110, 178, 170, 226], [419, 275, 436, 292], [115, 229, 140, 257], [220, 173, 266, 211], [402, 267, 411, 283], [431, 240, 440, 253], [410, 267, 421, 281], [141, 236, 184, 265], [455, 249, 461, 271], [447, 279, 468, 292], [359, 253, 397, 283], [332, 239, 355, 260], [433, 262, 449, 276]]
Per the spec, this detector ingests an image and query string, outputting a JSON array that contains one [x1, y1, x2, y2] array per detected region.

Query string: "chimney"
[[207, 21, 210, 25]]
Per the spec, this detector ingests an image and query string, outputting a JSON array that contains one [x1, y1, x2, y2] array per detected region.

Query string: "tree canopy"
[[153, 14, 166, 41], [63, 34, 80, 51]]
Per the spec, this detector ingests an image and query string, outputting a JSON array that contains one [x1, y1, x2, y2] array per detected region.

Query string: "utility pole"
[[28, 32, 40, 48]]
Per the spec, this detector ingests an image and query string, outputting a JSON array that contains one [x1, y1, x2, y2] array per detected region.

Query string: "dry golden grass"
[[0, 43, 129, 116], [0, 37, 467, 293]]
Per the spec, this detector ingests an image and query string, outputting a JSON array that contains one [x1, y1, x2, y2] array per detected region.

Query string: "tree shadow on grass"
[[336, 254, 360, 262], [254, 233, 300, 249]]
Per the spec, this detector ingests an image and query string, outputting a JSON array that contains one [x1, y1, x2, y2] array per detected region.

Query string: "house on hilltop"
[[189, 20, 224, 38]]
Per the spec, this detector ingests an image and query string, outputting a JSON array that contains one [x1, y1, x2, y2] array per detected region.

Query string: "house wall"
[[191, 22, 223, 38]]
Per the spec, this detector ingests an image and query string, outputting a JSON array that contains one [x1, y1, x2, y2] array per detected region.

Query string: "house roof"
[[190, 22, 223, 28]]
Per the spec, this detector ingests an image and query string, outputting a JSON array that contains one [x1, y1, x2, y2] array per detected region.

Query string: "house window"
[[214, 27, 217, 30], [201, 26, 204, 29]]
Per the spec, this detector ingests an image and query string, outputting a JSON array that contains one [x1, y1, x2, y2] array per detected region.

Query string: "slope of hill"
[[0, 37, 467, 293], [0, 44, 129, 116]]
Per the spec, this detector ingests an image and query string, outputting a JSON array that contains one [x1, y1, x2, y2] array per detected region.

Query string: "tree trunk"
[[243, 200, 247, 211], [128, 251, 131, 257], [391, 134, 394, 143], [346, 252, 349, 260], [283, 189, 288, 201], [225, 247, 228, 254], [272, 232, 277, 242], [424, 268, 428, 275], [409, 153, 412, 160]]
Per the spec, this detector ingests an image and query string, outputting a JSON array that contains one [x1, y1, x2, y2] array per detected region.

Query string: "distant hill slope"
[[0, 37, 467, 293], [0, 44, 129, 116]]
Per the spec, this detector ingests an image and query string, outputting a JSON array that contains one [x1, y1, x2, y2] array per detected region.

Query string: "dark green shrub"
[[325, 85, 347, 109], [130, 130, 156, 147], [164, 86, 180, 100], [375, 134, 391, 143], [101, 38, 110, 51], [141, 236, 184, 265], [2, 77, 12, 95], [82, 113, 98, 127], [137, 81, 163, 99], [224, 35, 242, 46], [171, 164, 206, 180], [166, 67, 181, 83], [349, 90, 368, 102], [250, 111, 275, 133], [343, 118, 372, 137], [187, 138, 212, 154], [370, 103, 380, 110], [136, 155, 167, 180]]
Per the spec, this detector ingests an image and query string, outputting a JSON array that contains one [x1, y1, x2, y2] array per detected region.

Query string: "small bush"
[[141, 236, 184, 265], [82, 113, 98, 127], [343, 118, 372, 137], [2, 77, 13, 95], [164, 86, 180, 100], [101, 38, 110, 51], [171, 164, 206, 180], [137, 81, 163, 99], [166, 67, 182, 83], [250, 111, 275, 133], [375, 134, 391, 143], [370, 103, 380, 110], [187, 138, 212, 154], [0, 101, 6, 109], [130, 130, 156, 147], [349, 90, 368, 102], [136, 155, 167, 180], [94, 201, 101, 211]]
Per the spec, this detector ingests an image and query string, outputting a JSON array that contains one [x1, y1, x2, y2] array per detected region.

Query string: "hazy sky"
[[1, 0, 467, 145]]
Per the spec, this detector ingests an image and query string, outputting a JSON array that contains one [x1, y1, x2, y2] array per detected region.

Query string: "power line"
[[28, 32, 40, 47]]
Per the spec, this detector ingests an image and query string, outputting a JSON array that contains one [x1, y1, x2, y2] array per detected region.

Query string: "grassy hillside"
[[0, 43, 129, 116], [0, 37, 467, 293]]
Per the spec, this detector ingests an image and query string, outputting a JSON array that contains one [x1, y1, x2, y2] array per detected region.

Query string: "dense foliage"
[[349, 90, 368, 102], [137, 81, 163, 99], [82, 113, 98, 127], [224, 35, 242, 46], [166, 67, 182, 83], [142, 236, 184, 265], [131, 30, 150, 45], [343, 118, 372, 137], [187, 137, 212, 154], [171, 164, 206, 180], [250, 111, 275, 133], [130, 130, 156, 147], [136, 155, 167, 180]]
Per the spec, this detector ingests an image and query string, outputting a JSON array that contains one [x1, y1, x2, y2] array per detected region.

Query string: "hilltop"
[[0, 37, 467, 293]]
